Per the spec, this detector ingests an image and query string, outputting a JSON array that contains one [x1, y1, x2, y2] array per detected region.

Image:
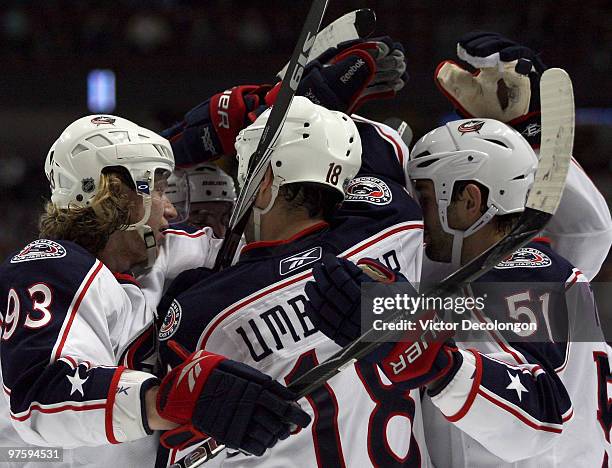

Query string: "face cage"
[[126, 167, 172, 269], [164, 171, 190, 225]]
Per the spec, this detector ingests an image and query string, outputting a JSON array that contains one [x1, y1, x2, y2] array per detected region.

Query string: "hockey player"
[[158, 96, 431, 466], [185, 164, 236, 237], [0, 116, 309, 466], [433, 31, 612, 280], [305, 118, 611, 466]]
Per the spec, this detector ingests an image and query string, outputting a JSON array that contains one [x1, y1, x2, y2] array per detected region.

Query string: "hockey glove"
[[305, 255, 461, 391], [161, 84, 272, 167], [378, 312, 461, 392], [435, 31, 547, 147], [157, 342, 310, 455], [265, 37, 408, 114], [304, 254, 402, 350]]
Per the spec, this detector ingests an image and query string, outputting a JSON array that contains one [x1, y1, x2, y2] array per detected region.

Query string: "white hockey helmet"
[[235, 96, 361, 239], [187, 163, 236, 203], [407, 118, 538, 266], [165, 170, 190, 223], [235, 96, 361, 202], [45, 114, 175, 267]]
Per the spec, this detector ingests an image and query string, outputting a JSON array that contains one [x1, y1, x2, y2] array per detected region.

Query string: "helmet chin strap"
[[252, 179, 280, 242], [438, 199, 498, 268], [126, 195, 157, 270]]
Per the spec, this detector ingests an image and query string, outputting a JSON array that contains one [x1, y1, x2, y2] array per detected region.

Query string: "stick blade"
[[383, 117, 413, 146], [354, 8, 376, 38], [525, 68, 574, 215], [277, 8, 376, 79]]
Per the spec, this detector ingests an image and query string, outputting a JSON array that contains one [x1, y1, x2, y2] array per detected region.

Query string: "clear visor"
[[163, 171, 190, 224]]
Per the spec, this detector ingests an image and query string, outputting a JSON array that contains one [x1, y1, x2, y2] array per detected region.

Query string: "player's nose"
[[162, 195, 179, 224]]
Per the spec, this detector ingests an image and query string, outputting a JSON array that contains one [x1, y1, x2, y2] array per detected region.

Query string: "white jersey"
[[422, 240, 611, 467], [138, 225, 222, 308], [543, 158, 612, 280], [159, 118, 434, 467]]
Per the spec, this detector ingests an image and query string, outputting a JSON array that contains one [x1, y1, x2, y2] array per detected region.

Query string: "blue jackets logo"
[[158, 300, 182, 341], [495, 248, 552, 269], [279, 247, 323, 276], [457, 120, 485, 135], [90, 116, 116, 126], [345, 176, 392, 205], [11, 239, 67, 263]]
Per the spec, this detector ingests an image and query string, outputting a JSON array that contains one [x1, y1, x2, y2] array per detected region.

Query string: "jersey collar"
[[240, 221, 329, 258]]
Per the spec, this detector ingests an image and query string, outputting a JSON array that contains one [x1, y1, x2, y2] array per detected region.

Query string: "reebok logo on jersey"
[[340, 58, 366, 83], [279, 247, 323, 276], [158, 300, 182, 341], [495, 247, 552, 269], [11, 239, 67, 263], [345, 176, 392, 205]]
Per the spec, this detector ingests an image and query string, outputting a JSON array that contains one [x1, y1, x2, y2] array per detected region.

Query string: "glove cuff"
[[160, 424, 208, 450], [426, 347, 463, 396]]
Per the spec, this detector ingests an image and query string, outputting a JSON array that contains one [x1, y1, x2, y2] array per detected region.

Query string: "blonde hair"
[[39, 172, 133, 255]]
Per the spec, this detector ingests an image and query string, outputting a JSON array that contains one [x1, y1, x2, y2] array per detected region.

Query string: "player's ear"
[[462, 183, 484, 222], [254, 166, 274, 208]]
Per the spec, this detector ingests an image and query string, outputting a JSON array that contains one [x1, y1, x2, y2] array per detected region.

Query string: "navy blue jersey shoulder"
[[479, 240, 575, 283], [473, 240, 578, 371], [0, 239, 98, 391], [0, 239, 97, 293], [354, 119, 407, 187], [335, 119, 421, 238]]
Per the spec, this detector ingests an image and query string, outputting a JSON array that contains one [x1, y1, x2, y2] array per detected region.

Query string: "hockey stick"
[[276, 8, 376, 80], [383, 117, 413, 146], [213, 0, 329, 271], [288, 68, 574, 397]]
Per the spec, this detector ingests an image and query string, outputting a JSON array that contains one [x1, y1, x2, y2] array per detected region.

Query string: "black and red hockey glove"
[[156, 342, 310, 455], [265, 36, 408, 115], [304, 255, 461, 392], [436, 31, 547, 148], [161, 84, 272, 167], [378, 311, 462, 392], [304, 254, 400, 348]]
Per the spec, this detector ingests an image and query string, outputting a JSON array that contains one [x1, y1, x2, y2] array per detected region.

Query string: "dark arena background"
[[1, 0, 610, 277]]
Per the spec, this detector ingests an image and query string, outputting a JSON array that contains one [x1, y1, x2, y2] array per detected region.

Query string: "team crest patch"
[[11, 239, 67, 263], [91, 116, 116, 126], [457, 120, 485, 135], [345, 176, 392, 205], [495, 248, 552, 269], [158, 300, 182, 341], [279, 246, 322, 276]]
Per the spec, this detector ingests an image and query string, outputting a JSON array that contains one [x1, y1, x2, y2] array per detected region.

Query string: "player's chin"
[[157, 227, 170, 244], [425, 244, 450, 263]]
